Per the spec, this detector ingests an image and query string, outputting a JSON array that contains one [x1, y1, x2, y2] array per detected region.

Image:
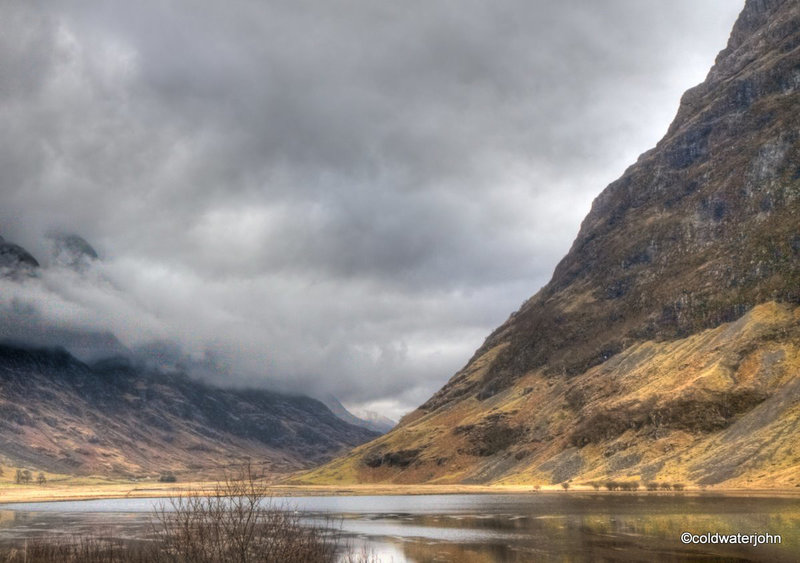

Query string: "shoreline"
[[1, 481, 800, 505]]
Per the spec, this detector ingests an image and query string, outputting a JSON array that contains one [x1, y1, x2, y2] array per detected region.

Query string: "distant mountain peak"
[[47, 233, 99, 271], [318, 394, 396, 434], [349, 408, 396, 434], [0, 236, 39, 277]]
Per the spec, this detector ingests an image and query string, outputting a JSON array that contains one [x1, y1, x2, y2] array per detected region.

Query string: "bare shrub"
[[150, 464, 340, 562]]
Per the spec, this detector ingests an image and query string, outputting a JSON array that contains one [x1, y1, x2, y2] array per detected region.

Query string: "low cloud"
[[0, 0, 742, 418]]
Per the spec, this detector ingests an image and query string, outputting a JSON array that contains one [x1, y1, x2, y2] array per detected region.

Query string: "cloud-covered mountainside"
[[1, 235, 378, 476], [302, 0, 800, 489], [0, 236, 40, 272], [0, 0, 742, 417], [0, 233, 159, 364]]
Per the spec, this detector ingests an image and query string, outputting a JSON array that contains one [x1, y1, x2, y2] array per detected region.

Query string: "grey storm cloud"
[[0, 0, 743, 418]]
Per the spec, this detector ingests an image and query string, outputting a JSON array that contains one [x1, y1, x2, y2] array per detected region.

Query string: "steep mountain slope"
[[0, 344, 378, 478], [302, 0, 800, 488]]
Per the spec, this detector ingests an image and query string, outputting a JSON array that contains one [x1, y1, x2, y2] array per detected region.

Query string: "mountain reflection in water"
[[1, 493, 798, 562]]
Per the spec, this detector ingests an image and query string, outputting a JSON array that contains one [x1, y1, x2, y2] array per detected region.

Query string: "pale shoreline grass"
[[1, 479, 800, 505]]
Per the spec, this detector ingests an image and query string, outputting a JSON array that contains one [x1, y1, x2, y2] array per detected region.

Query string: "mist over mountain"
[[0, 236, 39, 275], [320, 394, 396, 434], [0, 233, 379, 476], [0, 0, 742, 417], [0, 233, 171, 367]]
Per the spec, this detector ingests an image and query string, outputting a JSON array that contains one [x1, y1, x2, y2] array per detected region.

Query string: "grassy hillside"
[[301, 302, 800, 487]]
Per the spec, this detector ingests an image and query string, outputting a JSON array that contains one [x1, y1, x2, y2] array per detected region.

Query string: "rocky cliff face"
[[0, 344, 378, 478], [303, 0, 800, 488]]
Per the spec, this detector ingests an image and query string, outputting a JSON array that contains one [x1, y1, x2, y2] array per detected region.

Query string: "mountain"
[[0, 344, 378, 478], [47, 233, 99, 272], [320, 395, 396, 434], [0, 236, 39, 277], [0, 233, 378, 478], [302, 0, 800, 488]]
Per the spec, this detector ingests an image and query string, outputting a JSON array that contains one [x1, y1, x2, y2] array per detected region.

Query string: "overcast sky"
[[0, 1, 743, 419]]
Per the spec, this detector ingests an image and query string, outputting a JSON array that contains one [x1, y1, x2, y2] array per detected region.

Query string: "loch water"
[[1, 493, 799, 561]]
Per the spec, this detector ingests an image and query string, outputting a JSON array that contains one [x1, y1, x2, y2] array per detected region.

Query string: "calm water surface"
[[1, 493, 799, 562]]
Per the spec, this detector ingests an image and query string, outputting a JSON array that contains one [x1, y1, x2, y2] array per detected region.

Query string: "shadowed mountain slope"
[[0, 344, 378, 478]]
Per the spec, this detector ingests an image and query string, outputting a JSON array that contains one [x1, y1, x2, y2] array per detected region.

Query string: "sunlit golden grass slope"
[[300, 302, 800, 488]]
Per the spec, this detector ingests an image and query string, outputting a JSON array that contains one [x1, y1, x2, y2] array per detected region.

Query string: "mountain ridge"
[[0, 343, 378, 478], [423, 0, 800, 407]]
